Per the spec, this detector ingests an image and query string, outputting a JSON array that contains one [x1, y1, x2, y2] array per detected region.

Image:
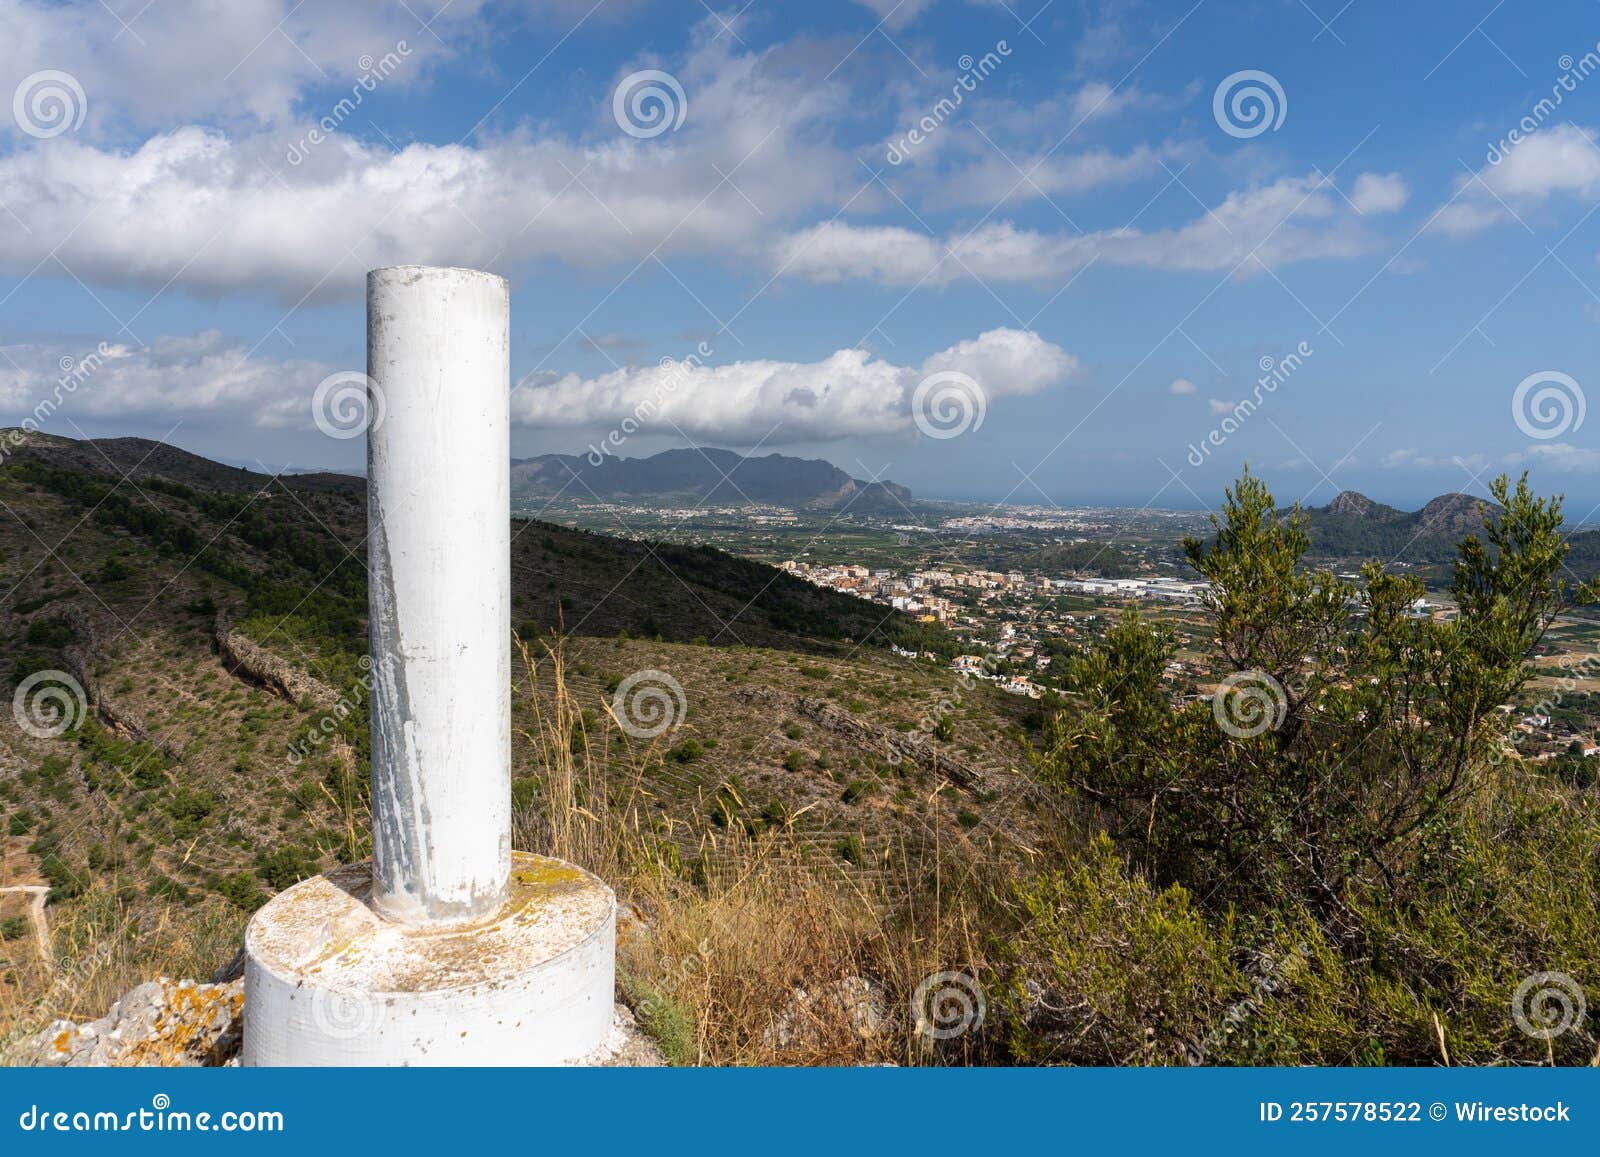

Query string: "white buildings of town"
[[781, 560, 1213, 699], [1060, 576, 1209, 603]]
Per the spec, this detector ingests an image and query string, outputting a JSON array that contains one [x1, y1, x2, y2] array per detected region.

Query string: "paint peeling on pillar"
[[365, 265, 512, 926], [367, 487, 432, 920]]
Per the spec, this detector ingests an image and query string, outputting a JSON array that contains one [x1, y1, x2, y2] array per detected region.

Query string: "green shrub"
[[511, 775, 540, 814], [622, 975, 698, 1066], [39, 852, 89, 902], [997, 835, 1244, 1065], [219, 870, 266, 911], [256, 845, 321, 891]]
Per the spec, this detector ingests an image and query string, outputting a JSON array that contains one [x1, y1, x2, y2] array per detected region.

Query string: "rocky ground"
[[6, 977, 663, 1067]]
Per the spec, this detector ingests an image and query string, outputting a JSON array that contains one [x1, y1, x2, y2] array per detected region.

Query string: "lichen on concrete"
[[247, 851, 613, 996]]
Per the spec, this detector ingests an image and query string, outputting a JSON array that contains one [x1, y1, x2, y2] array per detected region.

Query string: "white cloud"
[[0, 4, 1414, 311], [1508, 442, 1600, 473], [851, 0, 938, 25], [1432, 124, 1600, 236], [5, 326, 1078, 446], [1206, 398, 1235, 416], [780, 172, 1398, 284], [0, 0, 656, 137], [775, 221, 947, 284], [1107, 172, 1390, 271], [1381, 448, 1493, 472], [1479, 124, 1600, 200], [851, 0, 1012, 26], [513, 327, 1079, 442], [0, 331, 332, 430], [0, 33, 853, 301], [922, 144, 1166, 210], [0, 0, 475, 135], [1432, 200, 1510, 238], [1169, 377, 1197, 395], [1349, 172, 1409, 214], [1065, 82, 1148, 124]]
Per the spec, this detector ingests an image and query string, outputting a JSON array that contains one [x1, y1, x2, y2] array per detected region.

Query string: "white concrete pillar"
[[366, 266, 511, 926], [242, 266, 616, 1067]]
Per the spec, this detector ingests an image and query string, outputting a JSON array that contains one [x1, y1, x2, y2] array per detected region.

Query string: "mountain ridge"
[[511, 447, 914, 510], [1296, 487, 1600, 577]]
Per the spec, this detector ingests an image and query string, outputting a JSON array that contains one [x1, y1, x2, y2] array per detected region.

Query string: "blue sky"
[[2, 0, 1600, 514]]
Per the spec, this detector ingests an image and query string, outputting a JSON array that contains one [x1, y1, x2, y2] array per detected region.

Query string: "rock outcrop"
[[213, 614, 338, 708], [59, 607, 181, 760], [11, 977, 244, 1067], [734, 686, 987, 790]]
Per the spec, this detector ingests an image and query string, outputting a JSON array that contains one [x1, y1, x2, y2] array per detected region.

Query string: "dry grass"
[[511, 634, 1006, 1065], [0, 888, 242, 1052]]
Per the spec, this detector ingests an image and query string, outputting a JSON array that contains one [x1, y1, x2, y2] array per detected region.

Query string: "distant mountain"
[[1295, 489, 1498, 565], [1298, 489, 1600, 579], [511, 448, 913, 510]]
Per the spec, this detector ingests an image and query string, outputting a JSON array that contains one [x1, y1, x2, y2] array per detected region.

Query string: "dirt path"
[[0, 885, 51, 967]]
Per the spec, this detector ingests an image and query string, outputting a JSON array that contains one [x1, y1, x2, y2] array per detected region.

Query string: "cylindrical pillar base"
[[242, 853, 615, 1066]]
